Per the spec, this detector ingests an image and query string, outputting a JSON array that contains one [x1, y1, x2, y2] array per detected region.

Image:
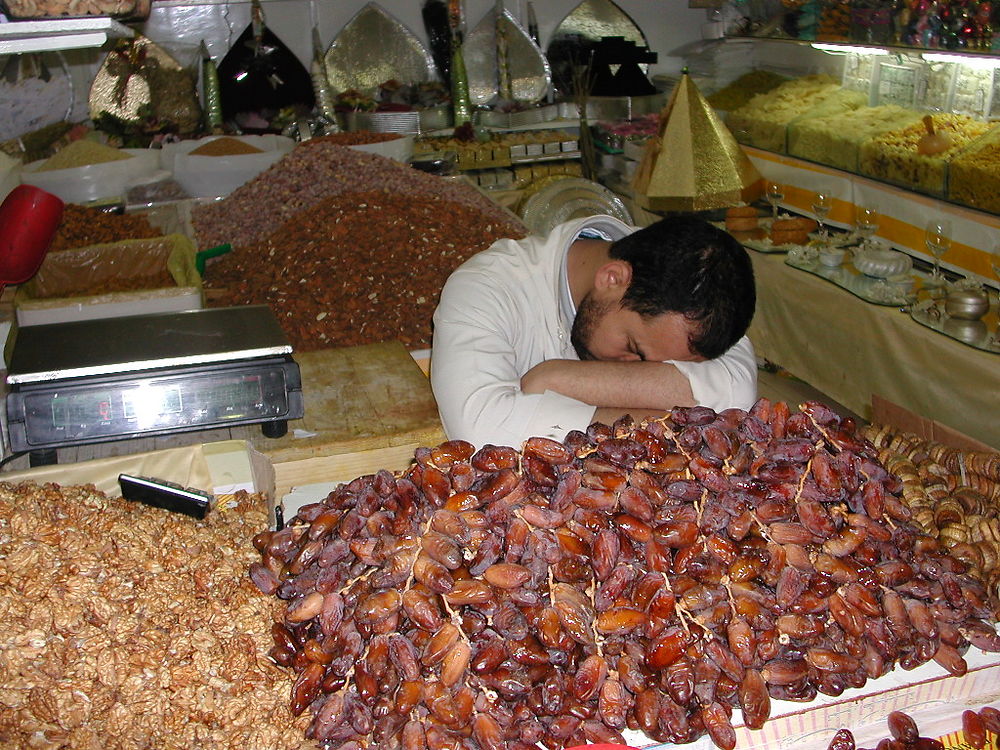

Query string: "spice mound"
[[0, 482, 313, 749], [48, 203, 159, 252], [36, 139, 132, 171], [189, 136, 266, 157], [250, 398, 1000, 750]]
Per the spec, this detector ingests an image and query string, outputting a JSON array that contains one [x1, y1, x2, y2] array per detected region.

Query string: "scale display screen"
[[8, 358, 302, 450]]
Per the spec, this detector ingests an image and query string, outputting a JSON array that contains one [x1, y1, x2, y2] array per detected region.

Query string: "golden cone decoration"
[[632, 72, 763, 213]]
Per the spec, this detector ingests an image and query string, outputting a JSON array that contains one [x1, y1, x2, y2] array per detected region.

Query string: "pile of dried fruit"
[[49, 204, 160, 252], [205, 188, 524, 352], [826, 706, 1000, 750], [250, 399, 1000, 750], [864, 423, 1000, 598], [0, 483, 314, 749]]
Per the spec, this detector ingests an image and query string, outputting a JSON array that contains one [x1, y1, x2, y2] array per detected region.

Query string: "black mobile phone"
[[118, 474, 213, 519]]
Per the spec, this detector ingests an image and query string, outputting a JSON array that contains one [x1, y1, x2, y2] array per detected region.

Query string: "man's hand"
[[519, 359, 695, 410]]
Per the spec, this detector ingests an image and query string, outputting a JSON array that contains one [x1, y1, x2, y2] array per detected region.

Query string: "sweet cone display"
[[632, 71, 763, 212]]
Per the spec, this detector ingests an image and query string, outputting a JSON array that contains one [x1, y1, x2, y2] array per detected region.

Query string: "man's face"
[[571, 291, 706, 364]]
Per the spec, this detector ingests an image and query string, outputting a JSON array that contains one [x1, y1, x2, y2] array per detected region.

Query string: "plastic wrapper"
[[858, 113, 994, 196], [89, 37, 202, 142], [15, 234, 203, 326], [725, 74, 842, 153], [216, 0, 314, 133], [788, 102, 922, 172]]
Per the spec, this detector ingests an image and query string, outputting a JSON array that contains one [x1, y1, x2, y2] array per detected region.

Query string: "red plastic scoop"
[[0, 184, 64, 293]]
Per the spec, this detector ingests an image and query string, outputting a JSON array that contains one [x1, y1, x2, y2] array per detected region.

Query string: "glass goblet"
[[924, 219, 952, 287], [855, 204, 879, 245], [765, 181, 785, 219], [812, 193, 832, 238]]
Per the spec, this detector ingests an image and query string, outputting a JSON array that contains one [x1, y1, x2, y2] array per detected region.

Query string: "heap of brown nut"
[[251, 399, 1000, 750], [864, 423, 1000, 599], [0, 482, 315, 750]]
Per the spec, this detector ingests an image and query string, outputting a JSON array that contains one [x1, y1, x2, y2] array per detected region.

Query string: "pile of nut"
[[205, 188, 524, 352], [0, 483, 314, 749], [251, 399, 1000, 750], [191, 141, 524, 253], [864, 423, 1000, 598]]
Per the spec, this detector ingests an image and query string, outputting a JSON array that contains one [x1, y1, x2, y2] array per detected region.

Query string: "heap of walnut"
[[249, 399, 1000, 750]]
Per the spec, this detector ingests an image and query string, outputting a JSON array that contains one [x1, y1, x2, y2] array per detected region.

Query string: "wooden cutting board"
[[243, 340, 446, 497]]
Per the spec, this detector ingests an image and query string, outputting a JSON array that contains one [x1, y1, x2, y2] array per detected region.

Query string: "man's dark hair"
[[607, 215, 756, 359]]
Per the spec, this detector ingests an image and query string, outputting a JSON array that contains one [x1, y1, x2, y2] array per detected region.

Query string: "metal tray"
[[910, 297, 1000, 355]]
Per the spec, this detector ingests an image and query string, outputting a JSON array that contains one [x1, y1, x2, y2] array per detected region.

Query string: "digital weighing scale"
[[5, 305, 304, 466]]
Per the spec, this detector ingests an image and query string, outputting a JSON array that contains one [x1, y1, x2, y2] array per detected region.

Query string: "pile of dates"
[[249, 399, 1000, 750], [827, 706, 1000, 750]]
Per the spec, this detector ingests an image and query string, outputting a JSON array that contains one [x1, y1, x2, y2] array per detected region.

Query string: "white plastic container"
[[162, 135, 295, 199], [347, 134, 415, 163], [0, 160, 20, 203], [20, 148, 160, 204]]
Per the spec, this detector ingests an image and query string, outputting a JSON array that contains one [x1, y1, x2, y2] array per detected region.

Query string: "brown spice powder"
[[36, 139, 132, 171], [189, 137, 266, 157]]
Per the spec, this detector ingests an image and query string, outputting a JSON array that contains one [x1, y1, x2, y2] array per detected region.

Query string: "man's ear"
[[593, 259, 633, 293]]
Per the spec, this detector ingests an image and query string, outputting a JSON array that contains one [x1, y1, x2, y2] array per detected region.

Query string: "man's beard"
[[570, 292, 612, 361]]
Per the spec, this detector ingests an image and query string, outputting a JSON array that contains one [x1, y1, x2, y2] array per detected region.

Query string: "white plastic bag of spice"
[[0, 55, 73, 143]]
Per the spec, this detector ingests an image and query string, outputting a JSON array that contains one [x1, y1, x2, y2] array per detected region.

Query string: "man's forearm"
[[520, 359, 695, 410]]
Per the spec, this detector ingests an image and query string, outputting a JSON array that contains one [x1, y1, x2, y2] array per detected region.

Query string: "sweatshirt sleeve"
[[669, 336, 758, 411]]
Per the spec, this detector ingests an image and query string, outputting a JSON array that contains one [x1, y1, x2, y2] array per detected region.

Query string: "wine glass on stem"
[[765, 181, 784, 219], [812, 192, 832, 239], [854, 203, 878, 247], [924, 219, 952, 287]]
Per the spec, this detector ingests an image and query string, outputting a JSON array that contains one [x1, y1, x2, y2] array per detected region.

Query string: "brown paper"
[[631, 73, 764, 212], [0, 444, 214, 498]]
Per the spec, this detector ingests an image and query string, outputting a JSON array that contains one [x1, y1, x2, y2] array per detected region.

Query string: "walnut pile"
[[0, 482, 312, 750]]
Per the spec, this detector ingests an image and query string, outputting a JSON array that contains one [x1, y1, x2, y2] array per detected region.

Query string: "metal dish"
[[324, 3, 437, 93], [518, 177, 631, 235], [945, 288, 990, 320], [852, 245, 913, 278]]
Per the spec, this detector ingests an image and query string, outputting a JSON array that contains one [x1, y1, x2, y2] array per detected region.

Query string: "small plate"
[[518, 177, 631, 235]]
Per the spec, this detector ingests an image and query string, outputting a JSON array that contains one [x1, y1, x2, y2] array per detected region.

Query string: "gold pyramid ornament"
[[632, 71, 763, 213]]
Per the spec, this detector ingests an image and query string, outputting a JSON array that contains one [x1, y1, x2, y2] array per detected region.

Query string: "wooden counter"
[[749, 252, 999, 449], [239, 341, 446, 498]]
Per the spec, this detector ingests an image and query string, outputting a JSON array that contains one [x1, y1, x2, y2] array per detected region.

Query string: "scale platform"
[[6, 306, 304, 465]]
